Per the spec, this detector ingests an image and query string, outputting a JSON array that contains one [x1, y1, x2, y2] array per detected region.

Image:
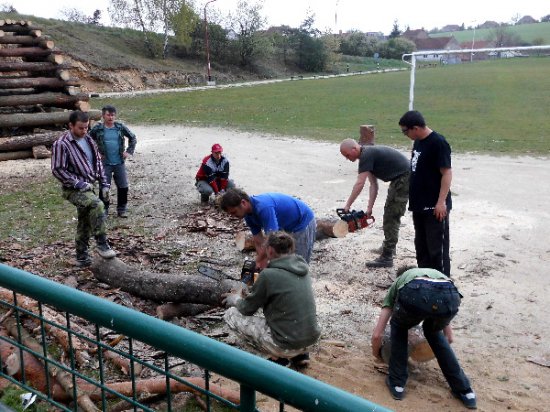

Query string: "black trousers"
[[412, 212, 450, 276]]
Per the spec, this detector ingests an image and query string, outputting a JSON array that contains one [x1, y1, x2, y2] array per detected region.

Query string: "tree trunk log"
[[156, 303, 212, 320], [359, 124, 376, 145], [380, 325, 435, 363], [0, 150, 32, 161], [235, 218, 349, 250], [0, 332, 240, 405], [0, 76, 80, 89], [0, 61, 70, 73], [235, 231, 255, 251], [0, 25, 43, 34], [90, 257, 240, 305], [0, 88, 35, 96], [0, 46, 60, 58], [0, 91, 90, 108], [0, 35, 53, 48], [0, 109, 101, 128], [316, 218, 349, 240], [32, 144, 51, 159], [82, 377, 240, 404], [0, 290, 92, 366], [0, 132, 60, 151]]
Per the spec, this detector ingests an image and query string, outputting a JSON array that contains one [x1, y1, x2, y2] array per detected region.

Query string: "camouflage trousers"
[[62, 187, 107, 253], [382, 172, 410, 254], [224, 307, 310, 359]]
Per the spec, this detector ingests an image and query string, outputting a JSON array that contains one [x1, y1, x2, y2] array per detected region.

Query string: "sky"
[[13, 0, 549, 34]]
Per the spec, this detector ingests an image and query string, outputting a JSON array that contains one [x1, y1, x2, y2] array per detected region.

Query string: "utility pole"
[[204, 0, 218, 84]]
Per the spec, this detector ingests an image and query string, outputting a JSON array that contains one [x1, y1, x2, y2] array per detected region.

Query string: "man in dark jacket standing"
[[89, 105, 137, 218], [223, 231, 321, 368]]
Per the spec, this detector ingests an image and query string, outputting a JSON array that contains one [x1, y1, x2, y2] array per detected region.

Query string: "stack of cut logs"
[[0, 18, 100, 161]]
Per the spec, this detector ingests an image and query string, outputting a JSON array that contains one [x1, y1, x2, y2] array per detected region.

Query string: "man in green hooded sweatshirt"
[[223, 231, 321, 368]]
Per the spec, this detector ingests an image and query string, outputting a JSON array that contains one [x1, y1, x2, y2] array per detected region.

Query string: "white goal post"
[[402, 45, 550, 110]]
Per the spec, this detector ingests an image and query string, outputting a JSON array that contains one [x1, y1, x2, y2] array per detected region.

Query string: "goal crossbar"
[[402, 45, 550, 110]]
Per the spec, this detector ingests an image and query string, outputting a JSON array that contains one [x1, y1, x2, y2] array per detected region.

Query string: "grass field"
[[433, 21, 550, 44], [94, 58, 550, 154]]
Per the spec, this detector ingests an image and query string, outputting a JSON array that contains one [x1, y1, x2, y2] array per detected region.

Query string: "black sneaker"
[[291, 353, 310, 368], [452, 389, 477, 409], [268, 357, 290, 367], [200, 194, 210, 204], [117, 211, 128, 218], [366, 255, 394, 268], [386, 376, 405, 400], [96, 243, 116, 259]]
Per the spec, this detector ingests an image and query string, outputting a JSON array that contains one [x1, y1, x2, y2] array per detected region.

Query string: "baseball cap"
[[211, 143, 223, 153]]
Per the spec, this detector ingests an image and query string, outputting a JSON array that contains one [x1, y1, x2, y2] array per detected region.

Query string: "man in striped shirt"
[[51, 111, 117, 267]]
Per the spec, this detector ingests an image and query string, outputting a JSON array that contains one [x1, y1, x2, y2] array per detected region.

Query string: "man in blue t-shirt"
[[89, 105, 137, 218], [220, 188, 316, 269]]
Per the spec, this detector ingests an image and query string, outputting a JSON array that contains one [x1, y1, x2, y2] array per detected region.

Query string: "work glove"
[[79, 182, 93, 192], [101, 187, 110, 202], [221, 293, 242, 308]]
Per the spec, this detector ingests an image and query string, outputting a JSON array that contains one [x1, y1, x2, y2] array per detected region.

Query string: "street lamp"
[[204, 0, 217, 83]]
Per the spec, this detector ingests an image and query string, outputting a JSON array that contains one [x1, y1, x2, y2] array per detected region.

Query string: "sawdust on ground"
[[2, 125, 549, 412]]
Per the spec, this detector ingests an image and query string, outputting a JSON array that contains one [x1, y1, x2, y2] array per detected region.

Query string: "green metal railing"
[[0, 263, 391, 411]]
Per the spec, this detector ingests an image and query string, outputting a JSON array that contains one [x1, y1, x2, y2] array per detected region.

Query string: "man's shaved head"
[[340, 138, 361, 161]]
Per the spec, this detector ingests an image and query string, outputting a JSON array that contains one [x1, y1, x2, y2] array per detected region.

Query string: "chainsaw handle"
[[336, 208, 347, 218]]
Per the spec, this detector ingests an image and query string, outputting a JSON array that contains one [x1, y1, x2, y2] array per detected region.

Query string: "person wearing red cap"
[[195, 143, 235, 204]]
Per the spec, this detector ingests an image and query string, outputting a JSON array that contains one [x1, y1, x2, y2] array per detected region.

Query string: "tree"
[[226, 0, 267, 67], [389, 19, 401, 39], [376, 37, 415, 60], [339, 31, 368, 56], [489, 26, 523, 47], [171, 1, 200, 52], [0, 3, 16, 12], [109, 0, 158, 57], [290, 14, 328, 72], [109, 0, 199, 59], [541, 15, 550, 23]]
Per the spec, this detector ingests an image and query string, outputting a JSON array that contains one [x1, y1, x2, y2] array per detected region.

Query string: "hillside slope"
[[2, 12, 273, 92]]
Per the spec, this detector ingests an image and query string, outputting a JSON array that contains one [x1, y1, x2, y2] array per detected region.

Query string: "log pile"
[[0, 19, 100, 161]]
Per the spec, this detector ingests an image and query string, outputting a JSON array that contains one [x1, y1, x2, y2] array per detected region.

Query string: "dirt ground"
[[2, 125, 549, 412]]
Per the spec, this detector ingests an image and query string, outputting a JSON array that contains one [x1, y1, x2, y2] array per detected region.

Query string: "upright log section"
[[0, 20, 92, 160]]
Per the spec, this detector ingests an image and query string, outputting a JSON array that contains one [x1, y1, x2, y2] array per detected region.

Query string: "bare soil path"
[[2, 125, 549, 412]]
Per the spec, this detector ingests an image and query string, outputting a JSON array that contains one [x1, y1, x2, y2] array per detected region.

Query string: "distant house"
[[402, 30, 462, 64], [402, 28, 429, 41], [458, 40, 496, 61], [517, 15, 538, 25], [478, 21, 500, 29], [441, 24, 461, 32], [365, 31, 385, 40]]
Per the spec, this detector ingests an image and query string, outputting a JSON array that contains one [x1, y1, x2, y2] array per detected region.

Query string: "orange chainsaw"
[[336, 208, 375, 232]]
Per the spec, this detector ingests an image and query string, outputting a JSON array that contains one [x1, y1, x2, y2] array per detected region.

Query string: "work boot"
[[291, 353, 310, 368], [95, 235, 117, 259], [370, 245, 396, 257], [366, 251, 394, 268], [75, 251, 92, 268]]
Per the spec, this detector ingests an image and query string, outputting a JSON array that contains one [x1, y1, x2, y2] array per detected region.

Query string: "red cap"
[[211, 143, 223, 153]]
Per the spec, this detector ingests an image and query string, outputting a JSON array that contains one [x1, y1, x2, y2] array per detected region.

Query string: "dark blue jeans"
[[389, 279, 471, 393]]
